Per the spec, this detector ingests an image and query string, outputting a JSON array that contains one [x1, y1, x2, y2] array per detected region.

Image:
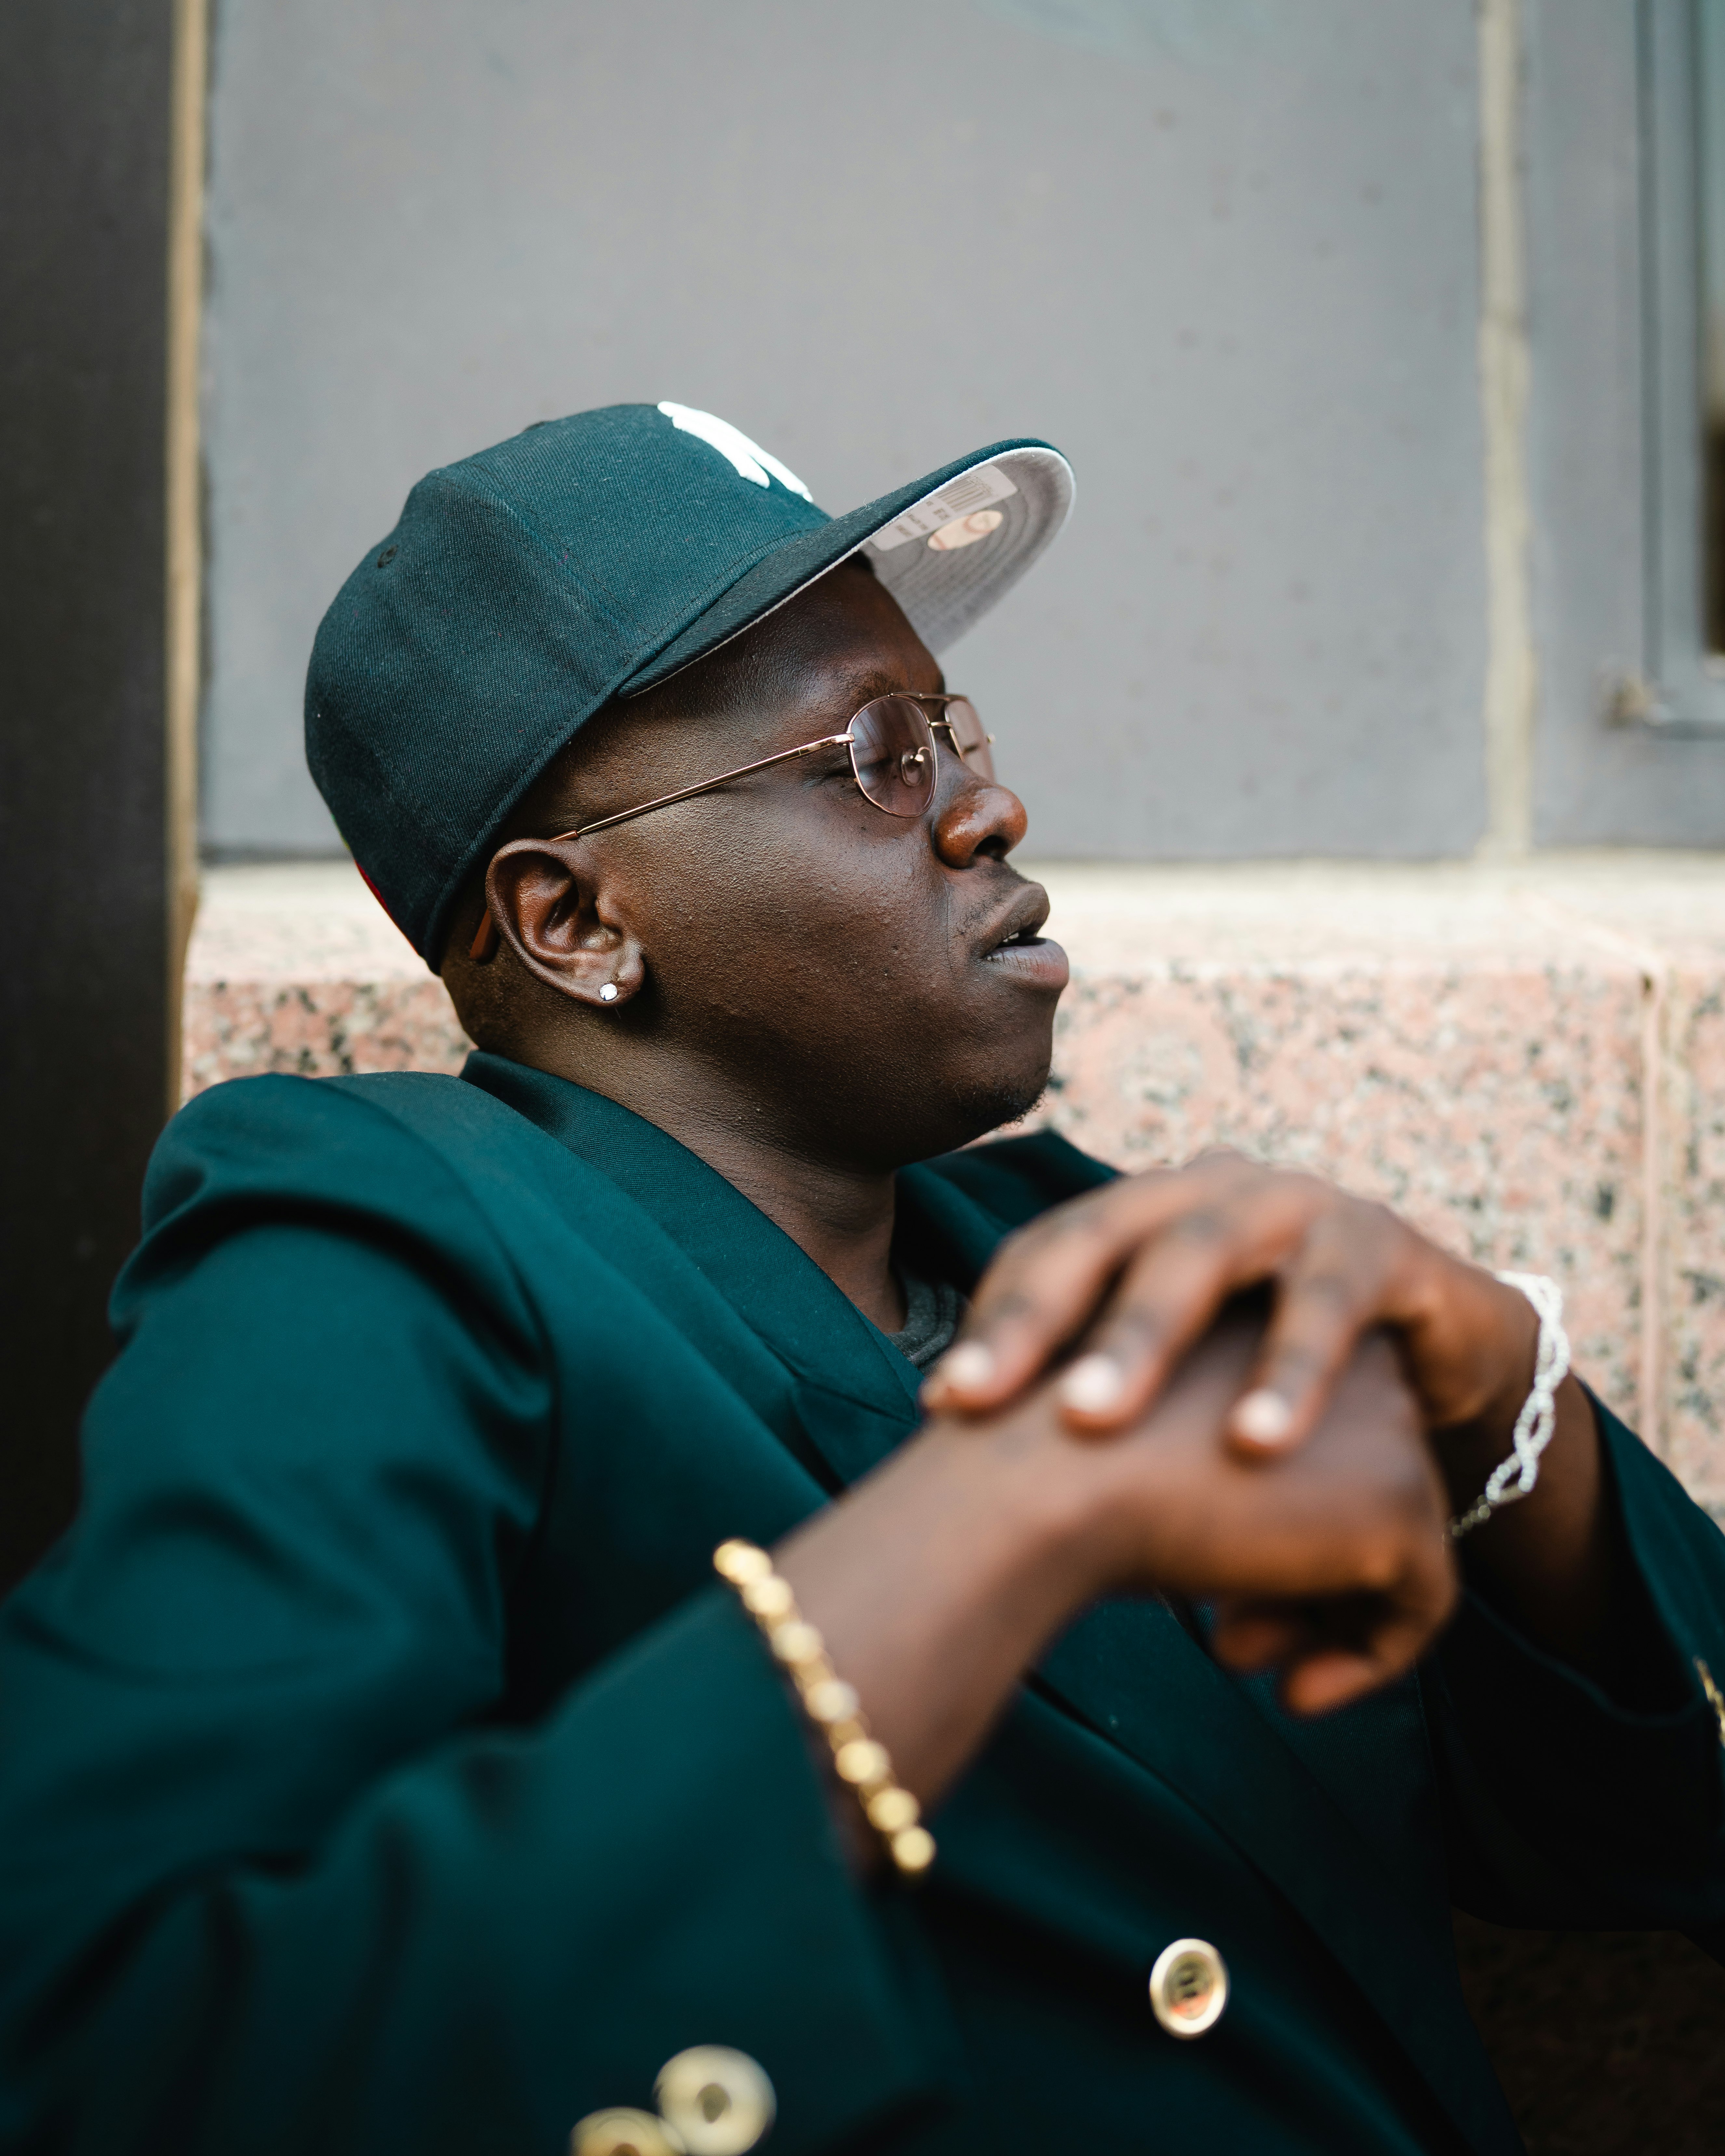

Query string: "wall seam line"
[[1527, 897, 1672, 1452], [1476, 0, 1538, 858]]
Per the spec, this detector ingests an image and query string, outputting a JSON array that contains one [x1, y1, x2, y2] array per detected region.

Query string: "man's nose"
[[931, 760, 1029, 866]]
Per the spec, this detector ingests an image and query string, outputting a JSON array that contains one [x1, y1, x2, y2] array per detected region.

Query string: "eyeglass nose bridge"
[[925, 709, 997, 776]]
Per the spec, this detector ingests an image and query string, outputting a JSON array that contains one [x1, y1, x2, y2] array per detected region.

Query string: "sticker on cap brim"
[[868, 463, 1018, 552], [927, 508, 1003, 551]]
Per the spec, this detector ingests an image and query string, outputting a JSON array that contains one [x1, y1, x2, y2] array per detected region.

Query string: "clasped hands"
[[916, 1151, 1559, 1716]]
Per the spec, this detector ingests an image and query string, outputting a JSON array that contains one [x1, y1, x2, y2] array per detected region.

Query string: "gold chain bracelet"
[[714, 1539, 936, 1878]]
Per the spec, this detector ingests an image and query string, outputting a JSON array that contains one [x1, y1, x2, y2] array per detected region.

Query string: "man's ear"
[[483, 838, 647, 1010]]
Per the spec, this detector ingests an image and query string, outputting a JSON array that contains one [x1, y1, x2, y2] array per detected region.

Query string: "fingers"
[[1199, 1332, 1459, 1713], [1191, 1597, 1397, 1716], [1054, 1232, 1279, 1434], [1285, 1566, 1450, 1714], [1222, 1207, 1409, 1459], [921, 1165, 1240, 1415], [1282, 1650, 1392, 1718], [922, 1154, 1319, 1424], [1205, 1604, 1308, 1678], [1209, 1514, 1458, 1717], [1053, 1183, 1360, 1434], [1210, 1593, 1426, 1717]]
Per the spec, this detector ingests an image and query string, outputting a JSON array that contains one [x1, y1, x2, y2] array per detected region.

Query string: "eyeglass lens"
[[847, 697, 994, 816]]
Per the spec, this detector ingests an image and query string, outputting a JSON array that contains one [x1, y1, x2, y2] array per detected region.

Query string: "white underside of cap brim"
[[862, 445, 1075, 655], [635, 444, 1075, 693]]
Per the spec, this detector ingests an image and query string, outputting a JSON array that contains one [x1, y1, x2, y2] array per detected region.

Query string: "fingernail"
[[1061, 1353, 1126, 1416], [1233, 1389, 1295, 1444], [935, 1341, 996, 1392]]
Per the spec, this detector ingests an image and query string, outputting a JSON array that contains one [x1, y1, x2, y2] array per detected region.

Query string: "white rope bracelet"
[[1448, 1271, 1571, 1540]]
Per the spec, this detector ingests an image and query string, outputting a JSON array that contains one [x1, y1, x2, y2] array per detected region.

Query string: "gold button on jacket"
[[1148, 1938, 1229, 2039], [568, 2107, 682, 2156], [655, 2046, 775, 2156]]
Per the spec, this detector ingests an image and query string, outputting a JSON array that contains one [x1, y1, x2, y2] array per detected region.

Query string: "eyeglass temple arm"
[[552, 732, 856, 843], [470, 731, 853, 963]]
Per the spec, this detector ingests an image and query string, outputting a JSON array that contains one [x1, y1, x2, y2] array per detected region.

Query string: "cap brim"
[[622, 438, 1074, 695]]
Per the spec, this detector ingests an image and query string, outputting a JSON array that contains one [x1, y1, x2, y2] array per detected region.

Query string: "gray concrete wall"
[[200, 0, 1490, 862]]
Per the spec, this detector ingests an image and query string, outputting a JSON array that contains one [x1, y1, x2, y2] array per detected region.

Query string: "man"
[[2, 402, 1724, 2155]]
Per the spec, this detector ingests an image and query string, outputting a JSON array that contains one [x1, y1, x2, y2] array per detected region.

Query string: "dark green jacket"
[[4, 1055, 1725, 2155]]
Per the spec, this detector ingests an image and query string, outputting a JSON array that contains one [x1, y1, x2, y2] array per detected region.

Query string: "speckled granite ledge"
[[184, 853, 1725, 1514]]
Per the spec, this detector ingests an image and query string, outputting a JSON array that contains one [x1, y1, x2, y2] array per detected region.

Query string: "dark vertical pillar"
[[0, 2, 177, 1590]]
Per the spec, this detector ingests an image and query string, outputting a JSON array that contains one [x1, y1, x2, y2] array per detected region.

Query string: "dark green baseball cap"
[[306, 400, 1074, 966]]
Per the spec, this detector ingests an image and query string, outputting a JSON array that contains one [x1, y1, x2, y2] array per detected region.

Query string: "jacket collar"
[[461, 1055, 924, 1444]]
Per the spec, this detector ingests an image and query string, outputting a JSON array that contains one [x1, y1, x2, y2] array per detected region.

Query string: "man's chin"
[[940, 1070, 1052, 1151]]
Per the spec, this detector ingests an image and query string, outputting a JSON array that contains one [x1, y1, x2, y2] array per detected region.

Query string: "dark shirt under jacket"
[[3, 1053, 1724, 2155]]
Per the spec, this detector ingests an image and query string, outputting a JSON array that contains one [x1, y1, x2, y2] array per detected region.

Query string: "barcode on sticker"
[[868, 463, 1019, 552]]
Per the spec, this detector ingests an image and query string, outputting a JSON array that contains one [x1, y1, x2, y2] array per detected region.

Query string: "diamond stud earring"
[[598, 983, 620, 1004]]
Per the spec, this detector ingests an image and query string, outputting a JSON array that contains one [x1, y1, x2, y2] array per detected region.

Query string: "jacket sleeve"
[[0, 1079, 943, 2156], [1424, 1393, 1725, 1938]]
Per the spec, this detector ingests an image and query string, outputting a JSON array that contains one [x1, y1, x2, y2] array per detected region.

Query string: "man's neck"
[[523, 1038, 907, 1332], [677, 1118, 905, 1334]]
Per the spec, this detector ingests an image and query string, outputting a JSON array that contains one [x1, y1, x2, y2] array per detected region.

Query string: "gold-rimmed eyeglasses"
[[560, 692, 993, 840]]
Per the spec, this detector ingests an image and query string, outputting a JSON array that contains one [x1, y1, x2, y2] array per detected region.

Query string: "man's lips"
[[974, 884, 1070, 989], [977, 883, 1051, 954]]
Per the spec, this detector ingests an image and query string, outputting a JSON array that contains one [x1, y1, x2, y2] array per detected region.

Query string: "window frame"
[[1635, 0, 1725, 728]]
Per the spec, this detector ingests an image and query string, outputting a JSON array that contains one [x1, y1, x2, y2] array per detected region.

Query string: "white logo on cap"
[[657, 402, 813, 500]]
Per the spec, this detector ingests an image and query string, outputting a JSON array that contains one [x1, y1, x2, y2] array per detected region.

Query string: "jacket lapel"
[[461, 1055, 923, 1483]]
